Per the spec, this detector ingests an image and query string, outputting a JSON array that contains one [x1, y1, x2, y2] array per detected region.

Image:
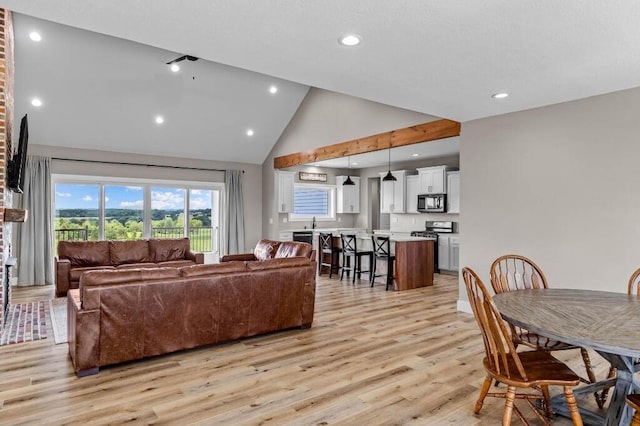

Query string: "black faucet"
[[312, 216, 316, 229]]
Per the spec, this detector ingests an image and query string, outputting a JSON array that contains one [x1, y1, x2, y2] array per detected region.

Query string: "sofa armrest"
[[220, 253, 257, 262], [185, 251, 204, 264], [56, 258, 71, 297], [68, 290, 101, 376]]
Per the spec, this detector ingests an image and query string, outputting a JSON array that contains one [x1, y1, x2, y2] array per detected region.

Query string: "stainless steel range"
[[410, 221, 457, 274]]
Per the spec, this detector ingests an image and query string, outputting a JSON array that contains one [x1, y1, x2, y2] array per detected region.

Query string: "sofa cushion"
[[246, 257, 312, 271], [70, 265, 117, 282], [81, 267, 181, 287], [254, 239, 281, 261], [109, 240, 150, 265], [157, 260, 197, 268], [59, 241, 111, 267], [149, 238, 190, 262], [275, 241, 313, 259], [116, 263, 158, 270], [180, 262, 247, 277]]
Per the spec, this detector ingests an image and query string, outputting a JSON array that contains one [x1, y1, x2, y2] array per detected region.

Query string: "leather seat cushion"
[[70, 265, 116, 281], [157, 260, 196, 268], [116, 263, 159, 270], [180, 262, 247, 277]]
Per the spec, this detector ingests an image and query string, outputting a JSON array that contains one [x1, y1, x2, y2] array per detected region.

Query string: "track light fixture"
[[343, 156, 356, 186]]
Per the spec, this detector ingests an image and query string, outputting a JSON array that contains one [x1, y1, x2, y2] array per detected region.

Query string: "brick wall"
[[0, 9, 13, 328]]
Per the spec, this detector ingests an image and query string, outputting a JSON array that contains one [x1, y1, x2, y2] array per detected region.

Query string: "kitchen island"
[[361, 235, 434, 291]]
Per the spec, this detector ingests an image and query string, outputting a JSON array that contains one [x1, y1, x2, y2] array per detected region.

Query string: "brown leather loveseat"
[[67, 256, 317, 376], [56, 238, 204, 297]]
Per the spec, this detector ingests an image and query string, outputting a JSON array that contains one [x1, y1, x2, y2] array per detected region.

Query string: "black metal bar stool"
[[340, 233, 372, 284], [370, 236, 395, 290], [318, 232, 341, 278]]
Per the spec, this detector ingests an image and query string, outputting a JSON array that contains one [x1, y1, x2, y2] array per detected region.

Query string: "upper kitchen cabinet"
[[417, 166, 449, 194], [405, 175, 420, 214], [336, 176, 360, 213], [446, 171, 460, 214], [276, 170, 295, 213], [379, 170, 415, 214]]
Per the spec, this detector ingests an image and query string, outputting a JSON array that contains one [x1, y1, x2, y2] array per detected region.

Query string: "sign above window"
[[299, 172, 327, 182]]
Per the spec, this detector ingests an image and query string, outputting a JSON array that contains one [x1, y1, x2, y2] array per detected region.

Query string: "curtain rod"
[[50, 157, 244, 173]]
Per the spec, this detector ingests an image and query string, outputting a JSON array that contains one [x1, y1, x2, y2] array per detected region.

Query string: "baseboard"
[[457, 299, 472, 313]]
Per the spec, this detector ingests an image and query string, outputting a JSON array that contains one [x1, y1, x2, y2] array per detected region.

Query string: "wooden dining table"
[[493, 288, 640, 426]]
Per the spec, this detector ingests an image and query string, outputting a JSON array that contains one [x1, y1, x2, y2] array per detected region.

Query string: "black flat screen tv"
[[8, 114, 29, 193]]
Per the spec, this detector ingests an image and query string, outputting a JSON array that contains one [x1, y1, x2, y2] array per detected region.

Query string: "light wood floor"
[[0, 274, 612, 425]]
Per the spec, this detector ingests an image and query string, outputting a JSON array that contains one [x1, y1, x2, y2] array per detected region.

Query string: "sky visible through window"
[[55, 184, 212, 210]]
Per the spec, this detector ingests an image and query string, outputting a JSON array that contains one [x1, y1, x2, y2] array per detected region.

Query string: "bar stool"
[[370, 236, 395, 290], [318, 232, 341, 278], [340, 233, 372, 284]]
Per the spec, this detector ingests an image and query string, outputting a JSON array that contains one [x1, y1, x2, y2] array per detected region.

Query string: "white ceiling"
[[3, 1, 640, 165]]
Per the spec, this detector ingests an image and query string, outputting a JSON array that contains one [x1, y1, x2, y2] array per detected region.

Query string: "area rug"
[[0, 301, 47, 345], [49, 298, 68, 344]]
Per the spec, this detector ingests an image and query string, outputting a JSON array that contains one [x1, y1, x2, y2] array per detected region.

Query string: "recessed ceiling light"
[[170, 63, 180, 72], [492, 92, 509, 99], [246, 129, 254, 136], [31, 98, 42, 107], [269, 85, 278, 94], [155, 116, 164, 124], [339, 34, 361, 46], [29, 32, 42, 42], [412, 153, 419, 157]]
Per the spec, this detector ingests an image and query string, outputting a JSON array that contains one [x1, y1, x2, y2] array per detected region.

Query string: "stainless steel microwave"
[[417, 193, 446, 213]]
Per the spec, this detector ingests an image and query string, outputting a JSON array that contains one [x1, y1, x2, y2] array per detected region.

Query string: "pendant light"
[[382, 147, 397, 181], [343, 156, 355, 186]]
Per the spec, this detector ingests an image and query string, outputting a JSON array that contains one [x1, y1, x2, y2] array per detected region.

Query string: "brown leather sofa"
[[56, 238, 204, 297], [220, 239, 314, 263], [67, 256, 317, 376]]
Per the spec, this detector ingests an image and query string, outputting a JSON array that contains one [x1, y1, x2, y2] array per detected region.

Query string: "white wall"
[[262, 88, 439, 239], [460, 86, 640, 302], [32, 145, 263, 252]]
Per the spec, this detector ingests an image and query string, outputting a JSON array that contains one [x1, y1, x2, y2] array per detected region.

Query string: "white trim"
[[457, 299, 472, 313]]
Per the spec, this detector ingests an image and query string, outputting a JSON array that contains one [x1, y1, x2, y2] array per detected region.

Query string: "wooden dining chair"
[[463, 267, 583, 426], [490, 254, 606, 409], [629, 267, 640, 295], [340, 234, 373, 284], [627, 394, 640, 425]]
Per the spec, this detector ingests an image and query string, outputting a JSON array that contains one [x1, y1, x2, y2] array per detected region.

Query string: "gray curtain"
[[225, 170, 245, 255], [17, 156, 53, 286]]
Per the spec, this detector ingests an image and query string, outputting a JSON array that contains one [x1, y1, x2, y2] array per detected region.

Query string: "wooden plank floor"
[[0, 274, 612, 425]]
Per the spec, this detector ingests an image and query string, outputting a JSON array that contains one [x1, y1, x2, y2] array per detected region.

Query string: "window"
[[53, 177, 223, 255], [289, 184, 335, 221]]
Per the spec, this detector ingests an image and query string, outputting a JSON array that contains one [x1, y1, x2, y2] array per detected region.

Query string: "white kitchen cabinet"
[[417, 166, 449, 194], [276, 171, 295, 213], [438, 235, 460, 271], [446, 171, 460, 214], [278, 231, 293, 241], [336, 176, 360, 213], [405, 175, 420, 213], [379, 170, 414, 213]]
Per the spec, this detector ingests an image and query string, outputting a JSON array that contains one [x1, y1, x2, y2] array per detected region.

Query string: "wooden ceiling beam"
[[273, 118, 461, 169]]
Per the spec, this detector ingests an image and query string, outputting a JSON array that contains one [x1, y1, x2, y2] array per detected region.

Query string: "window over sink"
[[289, 183, 335, 222]]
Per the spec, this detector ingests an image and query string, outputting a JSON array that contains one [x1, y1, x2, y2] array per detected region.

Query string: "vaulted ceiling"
[[3, 1, 640, 164]]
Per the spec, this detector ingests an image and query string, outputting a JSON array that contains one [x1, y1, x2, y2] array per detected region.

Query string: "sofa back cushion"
[[109, 240, 150, 265], [180, 262, 247, 277], [58, 240, 110, 267], [253, 239, 281, 261], [275, 241, 313, 259], [245, 257, 312, 271], [149, 238, 190, 262]]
